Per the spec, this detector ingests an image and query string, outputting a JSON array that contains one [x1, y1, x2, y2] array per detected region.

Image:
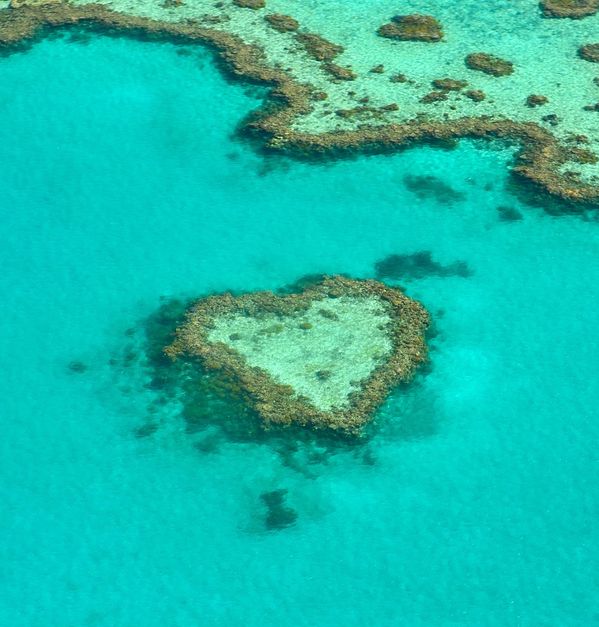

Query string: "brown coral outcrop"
[[233, 0, 264, 9], [465, 52, 514, 76], [526, 94, 549, 107], [295, 32, 343, 62], [432, 78, 468, 91], [540, 0, 598, 18], [377, 14, 443, 42], [265, 13, 298, 32], [579, 43, 599, 63]]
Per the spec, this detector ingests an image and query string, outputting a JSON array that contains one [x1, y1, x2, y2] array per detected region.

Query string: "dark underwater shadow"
[[505, 174, 599, 219], [402, 174, 466, 204], [374, 251, 472, 281]]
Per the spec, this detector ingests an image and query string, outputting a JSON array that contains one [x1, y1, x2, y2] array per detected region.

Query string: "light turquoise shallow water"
[[1, 31, 598, 627]]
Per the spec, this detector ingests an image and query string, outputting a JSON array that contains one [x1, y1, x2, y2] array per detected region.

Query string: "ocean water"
[[0, 29, 598, 627]]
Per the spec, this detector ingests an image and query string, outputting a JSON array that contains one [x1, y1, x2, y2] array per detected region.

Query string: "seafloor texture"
[[1, 8, 599, 627], [167, 276, 428, 430], [1, 0, 599, 203]]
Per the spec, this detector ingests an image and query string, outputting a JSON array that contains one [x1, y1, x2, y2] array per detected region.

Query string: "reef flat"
[[1, 0, 599, 204], [166, 276, 429, 432]]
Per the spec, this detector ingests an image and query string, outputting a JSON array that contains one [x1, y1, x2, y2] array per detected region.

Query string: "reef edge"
[[1, 3, 598, 207], [165, 276, 429, 433]]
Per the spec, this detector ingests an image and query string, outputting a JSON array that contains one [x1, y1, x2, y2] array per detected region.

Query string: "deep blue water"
[[0, 33, 598, 626]]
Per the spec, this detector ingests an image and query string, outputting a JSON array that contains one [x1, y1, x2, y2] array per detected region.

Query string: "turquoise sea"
[[1, 28, 598, 627]]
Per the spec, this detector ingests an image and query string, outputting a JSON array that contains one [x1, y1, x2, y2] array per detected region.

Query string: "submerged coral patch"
[[374, 252, 472, 281], [403, 175, 465, 203], [265, 13, 298, 33], [541, 0, 599, 18], [67, 360, 87, 374], [465, 52, 514, 76], [579, 43, 599, 63], [295, 32, 343, 62], [166, 276, 429, 432], [526, 94, 549, 107], [260, 489, 297, 530], [432, 78, 468, 92], [377, 14, 443, 42], [496, 205, 524, 221], [233, 0, 265, 9]]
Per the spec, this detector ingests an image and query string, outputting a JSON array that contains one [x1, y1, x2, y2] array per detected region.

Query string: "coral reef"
[[166, 276, 429, 433], [265, 13, 298, 33], [377, 14, 443, 42], [465, 89, 486, 102], [420, 91, 448, 104], [124, 294, 408, 474], [526, 94, 549, 107], [579, 43, 599, 63], [432, 78, 468, 91], [322, 62, 356, 81], [233, 0, 265, 9], [389, 73, 408, 83], [465, 52, 514, 76], [0, 1, 598, 206], [295, 32, 343, 62], [540, 0, 598, 18]]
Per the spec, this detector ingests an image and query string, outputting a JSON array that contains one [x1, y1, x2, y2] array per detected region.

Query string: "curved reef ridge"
[[1, 0, 599, 205], [165, 276, 429, 433]]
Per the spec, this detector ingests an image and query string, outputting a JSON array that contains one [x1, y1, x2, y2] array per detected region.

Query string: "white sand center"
[[207, 296, 393, 411]]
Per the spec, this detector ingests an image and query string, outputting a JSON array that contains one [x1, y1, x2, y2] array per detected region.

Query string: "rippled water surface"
[[0, 30, 598, 626]]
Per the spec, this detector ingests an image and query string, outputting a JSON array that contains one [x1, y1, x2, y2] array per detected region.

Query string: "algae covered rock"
[[526, 94, 549, 107], [579, 43, 599, 62], [420, 91, 448, 104], [378, 14, 443, 42], [166, 276, 429, 432], [540, 0, 598, 18], [465, 89, 486, 101], [233, 0, 265, 9], [465, 52, 514, 76], [9, 0, 61, 6], [432, 78, 468, 91], [265, 13, 299, 32], [295, 32, 344, 62], [390, 73, 408, 83], [323, 62, 357, 81]]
